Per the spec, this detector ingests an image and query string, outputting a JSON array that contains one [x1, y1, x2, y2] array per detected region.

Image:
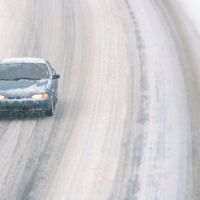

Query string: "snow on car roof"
[[0, 57, 47, 64]]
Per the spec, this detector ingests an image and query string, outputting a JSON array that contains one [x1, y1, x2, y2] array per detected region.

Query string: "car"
[[0, 57, 60, 116]]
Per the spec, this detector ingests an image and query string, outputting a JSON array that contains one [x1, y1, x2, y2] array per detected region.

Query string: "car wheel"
[[45, 100, 54, 116]]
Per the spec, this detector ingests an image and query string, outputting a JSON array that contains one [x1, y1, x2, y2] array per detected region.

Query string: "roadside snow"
[[176, 0, 200, 33]]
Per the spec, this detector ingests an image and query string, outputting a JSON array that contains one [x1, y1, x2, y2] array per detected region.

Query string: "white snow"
[[176, 0, 200, 33], [126, 1, 192, 199], [0, 80, 48, 96]]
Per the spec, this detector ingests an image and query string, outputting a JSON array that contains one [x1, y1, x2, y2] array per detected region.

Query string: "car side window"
[[46, 61, 56, 76], [51, 68, 56, 75]]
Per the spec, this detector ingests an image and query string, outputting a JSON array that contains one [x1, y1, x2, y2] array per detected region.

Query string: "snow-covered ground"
[[176, 0, 200, 33], [0, 0, 199, 200]]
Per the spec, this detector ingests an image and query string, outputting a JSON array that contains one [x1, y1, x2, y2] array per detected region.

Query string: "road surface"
[[0, 0, 199, 200]]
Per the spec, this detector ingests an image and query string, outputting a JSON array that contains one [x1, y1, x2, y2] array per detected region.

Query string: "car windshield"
[[0, 63, 49, 80]]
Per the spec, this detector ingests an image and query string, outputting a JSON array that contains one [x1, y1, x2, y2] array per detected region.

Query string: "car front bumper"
[[0, 98, 52, 112]]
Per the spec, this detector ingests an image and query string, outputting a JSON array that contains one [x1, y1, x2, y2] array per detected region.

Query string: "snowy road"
[[0, 0, 199, 200]]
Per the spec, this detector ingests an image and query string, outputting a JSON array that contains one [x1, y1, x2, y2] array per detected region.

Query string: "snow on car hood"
[[0, 79, 49, 97]]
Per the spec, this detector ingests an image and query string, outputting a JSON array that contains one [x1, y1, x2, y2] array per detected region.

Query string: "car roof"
[[0, 57, 47, 64]]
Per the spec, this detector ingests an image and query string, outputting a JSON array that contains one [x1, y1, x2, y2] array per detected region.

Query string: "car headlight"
[[31, 93, 49, 100], [0, 95, 6, 100]]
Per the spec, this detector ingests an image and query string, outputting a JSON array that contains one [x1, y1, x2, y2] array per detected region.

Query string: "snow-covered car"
[[0, 58, 60, 116]]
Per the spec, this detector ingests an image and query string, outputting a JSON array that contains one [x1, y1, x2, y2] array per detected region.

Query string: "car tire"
[[45, 100, 54, 116]]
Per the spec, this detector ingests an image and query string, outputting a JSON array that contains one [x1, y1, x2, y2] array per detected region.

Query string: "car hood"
[[0, 79, 49, 98]]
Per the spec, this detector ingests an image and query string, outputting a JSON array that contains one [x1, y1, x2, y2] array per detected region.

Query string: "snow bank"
[[176, 0, 200, 33]]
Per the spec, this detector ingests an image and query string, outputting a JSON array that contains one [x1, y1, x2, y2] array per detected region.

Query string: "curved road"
[[0, 0, 199, 200]]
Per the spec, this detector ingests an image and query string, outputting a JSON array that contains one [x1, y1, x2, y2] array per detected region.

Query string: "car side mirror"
[[52, 74, 60, 79]]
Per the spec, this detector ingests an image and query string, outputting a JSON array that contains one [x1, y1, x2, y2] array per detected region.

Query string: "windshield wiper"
[[12, 77, 41, 80], [0, 77, 44, 81]]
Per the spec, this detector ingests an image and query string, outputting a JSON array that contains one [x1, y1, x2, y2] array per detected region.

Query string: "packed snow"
[[176, 0, 200, 33]]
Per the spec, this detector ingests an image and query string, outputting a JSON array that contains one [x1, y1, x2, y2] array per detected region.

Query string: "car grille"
[[7, 96, 27, 99]]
